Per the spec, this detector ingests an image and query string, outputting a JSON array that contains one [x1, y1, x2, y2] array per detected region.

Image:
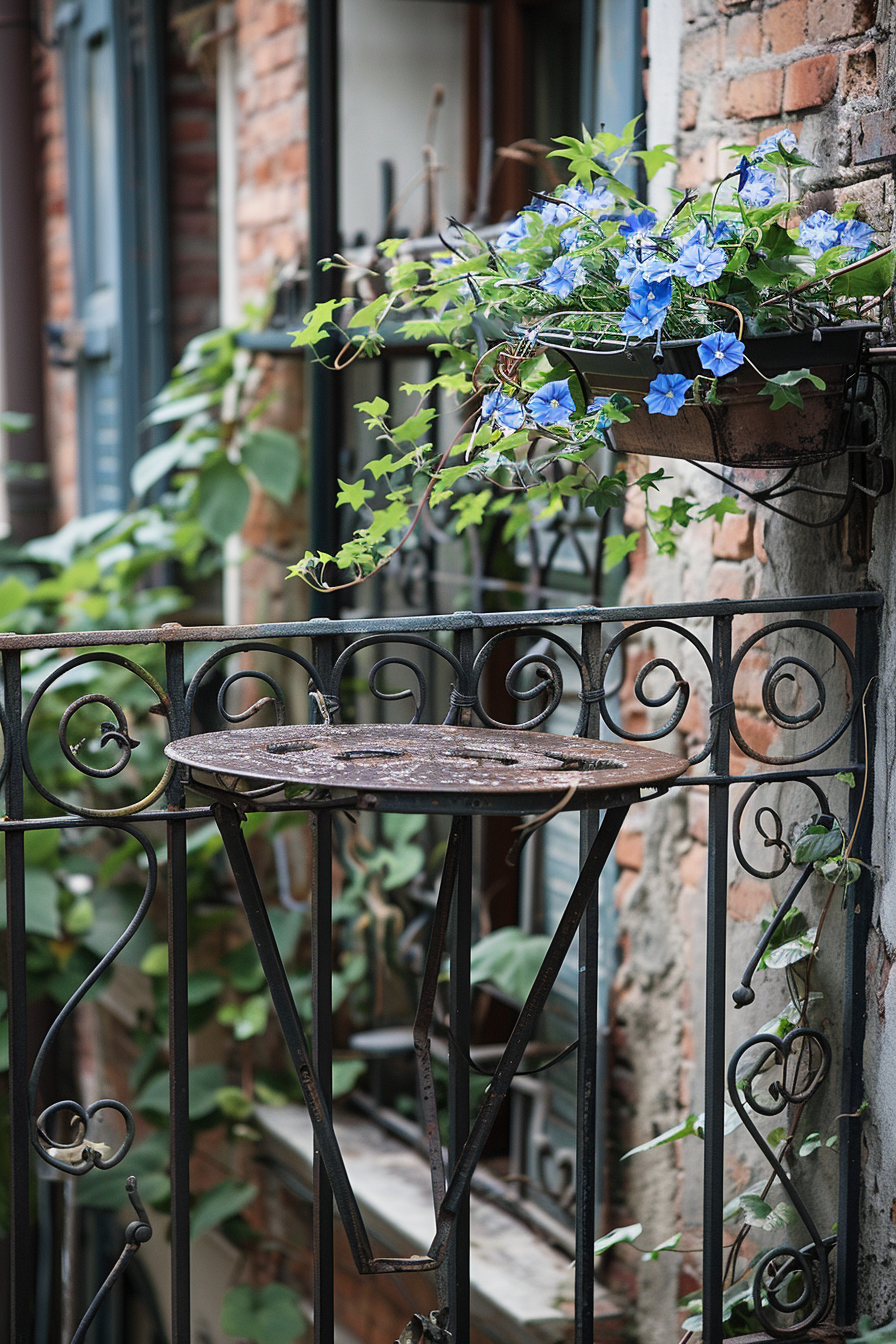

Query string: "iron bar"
[[312, 810, 335, 1344], [3, 649, 29, 1344], [447, 818, 473, 1338], [165, 640, 191, 1344], [702, 615, 733, 1344], [837, 603, 879, 1322]]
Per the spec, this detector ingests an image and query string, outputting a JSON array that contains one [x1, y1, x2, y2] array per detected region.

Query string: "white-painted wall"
[[340, 0, 467, 243]]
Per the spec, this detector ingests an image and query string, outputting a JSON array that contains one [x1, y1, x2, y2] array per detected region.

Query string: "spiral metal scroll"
[[469, 629, 586, 732], [28, 823, 158, 1175], [329, 634, 466, 726], [732, 778, 832, 881], [184, 641, 328, 725], [597, 621, 715, 764], [727, 1028, 833, 1336], [729, 621, 858, 765], [21, 653, 174, 818]]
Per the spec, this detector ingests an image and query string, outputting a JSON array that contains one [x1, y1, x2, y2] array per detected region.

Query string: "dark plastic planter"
[[544, 323, 875, 467]]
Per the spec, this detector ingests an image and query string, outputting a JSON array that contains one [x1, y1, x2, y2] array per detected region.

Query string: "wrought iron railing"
[[1, 590, 880, 1344]]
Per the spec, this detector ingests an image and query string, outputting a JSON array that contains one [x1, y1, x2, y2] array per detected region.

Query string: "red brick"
[[727, 69, 784, 119], [783, 54, 839, 111], [712, 510, 754, 559], [761, 0, 808, 53], [841, 44, 877, 99], [679, 88, 700, 130], [728, 879, 772, 922], [808, 0, 876, 41], [615, 829, 644, 872], [681, 27, 724, 80], [728, 12, 761, 59]]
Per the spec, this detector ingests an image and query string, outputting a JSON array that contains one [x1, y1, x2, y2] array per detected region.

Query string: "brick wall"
[[610, 3, 888, 1336], [35, 1, 77, 527], [168, 34, 220, 355], [234, 0, 307, 305]]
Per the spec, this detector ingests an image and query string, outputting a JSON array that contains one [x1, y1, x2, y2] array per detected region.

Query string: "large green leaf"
[[190, 1179, 257, 1240], [0, 869, 60, 939], [196, 460, 250, 543], [468, 927, 552, 1006], [594, 1223, 642, 1256], [134, 1062, 225, 1119], [242, 429, 302, 505], [221, 1283, 307, 1344], [829, 248, 894, 299]]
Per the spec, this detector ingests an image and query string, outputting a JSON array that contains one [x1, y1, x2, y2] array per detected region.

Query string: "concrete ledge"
[[257, 1104, 625, 1344]]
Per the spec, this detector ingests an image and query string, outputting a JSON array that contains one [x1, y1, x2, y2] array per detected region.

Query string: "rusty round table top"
[[166, 723, 688, 815]]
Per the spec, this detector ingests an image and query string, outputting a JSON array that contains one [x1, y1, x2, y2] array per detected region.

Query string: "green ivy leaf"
[[289, 298, 351, 348], [196, 460, 250, 543], [698, 496, 744, 525], [336, 478, 375, 512], [602, 531, 639, 572], [836, 771, 856, 788], [593, 1223, 642, 1256], [793, 822, 843, 864], [799, 1133, 822, 1156], [242, 429, 302, 505]]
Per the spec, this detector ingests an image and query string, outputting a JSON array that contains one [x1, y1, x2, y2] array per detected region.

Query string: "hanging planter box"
[[545, 323, 876, 468]]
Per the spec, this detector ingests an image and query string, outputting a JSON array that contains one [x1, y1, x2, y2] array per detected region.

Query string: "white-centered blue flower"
[[673, 242, 727, 286], [798, 210, 842, 258], [496, 215, 529, 250], [697, 331, 746, 377], [630, 272, 673, 310], [619, 298, 666, 338], [752, 129, 799, 162], [527, 380, 576, 426], [539, 255, 586, 298], [645, 373, 693, 416], [738, 166, 779, 207], [837, 218, 875, 261], [482, 388, 526, 433], [539, 200, 576, 227], [619, 208, 657, 243]]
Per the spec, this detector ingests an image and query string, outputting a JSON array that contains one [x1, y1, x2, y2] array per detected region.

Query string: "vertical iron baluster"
[[3, 650, 29, 1344], [702, 615, 732, 1344], [837, 603, 878, 1323], [575, 810, 601, 1344], [311, 633, 336, 1342], [165, 641, 191, 1344], [311, 810, 334, 1344], [448, 623, 474, 1338], [576, 619, 604, 1344], [448, 816, 472, 1340]]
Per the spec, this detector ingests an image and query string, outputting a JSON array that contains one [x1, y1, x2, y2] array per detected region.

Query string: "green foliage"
[[221, 1284, 307, 1344], [287, 122, 889, 592], [467, 927, 553, 1006]]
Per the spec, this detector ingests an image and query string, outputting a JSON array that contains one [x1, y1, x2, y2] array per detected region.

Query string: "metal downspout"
[[307, 0, 341, 619], [0, 0, 50, 541]]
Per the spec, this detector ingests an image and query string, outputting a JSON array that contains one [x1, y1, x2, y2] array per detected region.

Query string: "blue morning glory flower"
[[560, 225, 581, 252], [697, 331, 746, 376], [539, 200, 576, 227], [527, 380, 576, 427], [713, 219, 739, 242], [673, 242, 727, 286], [539, 256, 585, 298], [753, 129, 799, 161], [615, 251, 640, 285], [496, 215, 529, 250], [619, 209, 657, 242], [837, 218, 875, 260], [562, 183, 614, 216], [645, 373, 693, 416], [620, 298, 666, 338], [482, 388, 526, 433], [738, 166, 779, 207], [630, 272, 673, 309], [798, 210, 842, 258]]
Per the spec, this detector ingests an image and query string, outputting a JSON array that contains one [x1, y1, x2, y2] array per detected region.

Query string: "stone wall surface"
[[617, 0, 896, 1335]]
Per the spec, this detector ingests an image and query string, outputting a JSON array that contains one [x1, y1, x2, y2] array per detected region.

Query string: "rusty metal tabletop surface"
[[165, 724, 688, 814]]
